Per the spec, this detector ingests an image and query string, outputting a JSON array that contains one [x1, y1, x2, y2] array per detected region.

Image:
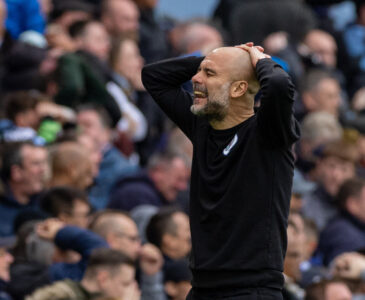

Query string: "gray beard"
[[191, 82, 230, 122]]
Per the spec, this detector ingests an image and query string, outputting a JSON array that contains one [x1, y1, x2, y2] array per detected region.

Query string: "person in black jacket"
[[142, 43, 300, 299]]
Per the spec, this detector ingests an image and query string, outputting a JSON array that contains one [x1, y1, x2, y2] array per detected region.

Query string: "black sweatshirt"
[[142, 56, 300, 290]]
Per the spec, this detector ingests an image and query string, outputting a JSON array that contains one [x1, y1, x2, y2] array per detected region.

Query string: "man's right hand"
[[36, 218, 65, 241]]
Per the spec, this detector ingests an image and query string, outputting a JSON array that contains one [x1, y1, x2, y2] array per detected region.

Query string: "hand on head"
[[36, 218, 65, 241], [235, 42, 271, 68]]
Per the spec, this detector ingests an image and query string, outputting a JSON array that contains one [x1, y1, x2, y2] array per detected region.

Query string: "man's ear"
[[230, 81, 248, 98], [164, 281, 178, 297]]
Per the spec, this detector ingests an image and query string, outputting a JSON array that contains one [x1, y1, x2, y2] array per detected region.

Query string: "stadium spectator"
[[319, 177, 365, 266], [89, 210, 166, 300], [302, 140, 359, 230], [48, 142, 94, 191], [108, 152, 189, 212], [26, 248, 140, 300], [101, 0, 139, 40], [146, 208, 191, 261], [41, 186, 91, 228], [0, 142, 48, 237], [77, 104, 138, 210]]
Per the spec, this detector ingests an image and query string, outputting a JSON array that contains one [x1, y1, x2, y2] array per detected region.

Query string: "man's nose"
[[192, 72, 201, 84]]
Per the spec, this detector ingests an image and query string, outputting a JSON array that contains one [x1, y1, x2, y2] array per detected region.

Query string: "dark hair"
[[41, 186, 89, 217], [146, 207, 180, 248], [1, 141, 35, 181], [69, 19, 92, 38], [84, 248, 134, 278], [76, 103, 113, 129], [4, 91, 41, 122], [336, 177, 365, 211]]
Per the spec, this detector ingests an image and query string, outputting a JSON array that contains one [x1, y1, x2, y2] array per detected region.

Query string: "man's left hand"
[[235, 42, 271, 68]]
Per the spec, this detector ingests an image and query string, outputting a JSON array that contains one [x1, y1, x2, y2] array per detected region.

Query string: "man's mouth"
[[194, 91, 208, 98]]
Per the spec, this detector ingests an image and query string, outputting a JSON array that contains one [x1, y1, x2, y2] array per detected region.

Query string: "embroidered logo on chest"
[[223, 134, 238, 156]]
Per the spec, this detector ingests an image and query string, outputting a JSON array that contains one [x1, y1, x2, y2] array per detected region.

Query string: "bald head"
[[207, 47, 258, 93]]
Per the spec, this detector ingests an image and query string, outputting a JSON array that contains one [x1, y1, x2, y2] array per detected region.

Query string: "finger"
[[245, 42, 254, 47], [255, 46, 264, 52]]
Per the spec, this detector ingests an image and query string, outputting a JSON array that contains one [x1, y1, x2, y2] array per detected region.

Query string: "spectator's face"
[[316, 156, 355, 196], [102, 264, 136, 298], [324, 282, 352, 300], [102, 0, 139, 38], [309, 78, 341, 115], [79, 22, 111, 61], [153, 158, 189, 202], [14, 145, 49, 195], [284, 214, 306, 281], [0, 248, 13, 282], [77, 110, 109, 151], [170, 212, 191, 258], [61, 199, 90, 228], [114, 39, 144, 83], [305, 31, 337, 68], [191, 51, 232, 121], [78, 134, 102, 177], [109, 217, 141, 261], [348, 187, 365, 222]]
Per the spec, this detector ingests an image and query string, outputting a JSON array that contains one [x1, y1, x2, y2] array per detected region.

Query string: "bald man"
[[142, 44, 300, 299]]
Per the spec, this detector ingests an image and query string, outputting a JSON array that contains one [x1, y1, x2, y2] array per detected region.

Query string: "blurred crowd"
[[0, 0, 365, 299]]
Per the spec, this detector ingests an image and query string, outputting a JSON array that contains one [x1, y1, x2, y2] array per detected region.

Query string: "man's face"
[[191, 54, 231, 121], [79, 22, 111, 61], [324, 282, 352, 300], [102, 0, 139, 38], [0, 248, 13, 282], [67, 199, 90, 228], [284, 214, 306, 281], [170, 212, 191, 258], [154, 158, 189, 202], [102, 265, 136, 298], [349, 187, 365, 223], [78, 134, 102, 177], [114, 39, 144, 83], [311, 78, 341, 116], [109, 217, 141, 261], [317, 156, 355, 196], [16, 145, 49, 195], [305, 32, 337, 68], [77, 110, 109, 150]]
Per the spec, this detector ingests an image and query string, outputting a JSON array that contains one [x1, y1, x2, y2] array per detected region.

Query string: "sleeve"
[[142, 56, 204, 140], [255, 58, 300, 148], [54, 226, 108, 257], [49, 226, 108, 281]]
